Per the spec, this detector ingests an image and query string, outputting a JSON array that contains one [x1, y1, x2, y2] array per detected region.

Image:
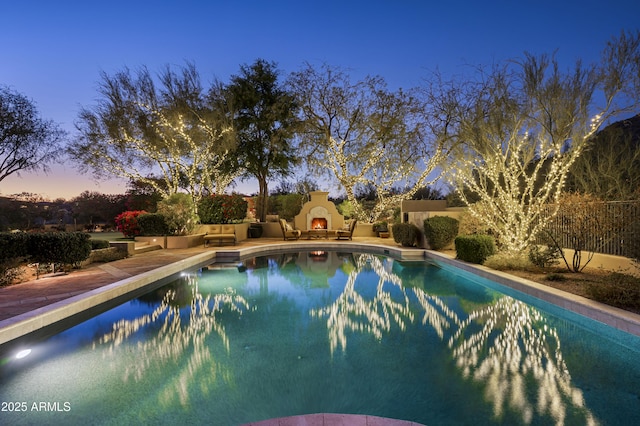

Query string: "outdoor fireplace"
[[311, 218, 328, 229], [294, 191, 345, 231]]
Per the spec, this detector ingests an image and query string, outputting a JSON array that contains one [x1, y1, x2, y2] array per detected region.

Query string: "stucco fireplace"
[[294, 191, 345, 231]]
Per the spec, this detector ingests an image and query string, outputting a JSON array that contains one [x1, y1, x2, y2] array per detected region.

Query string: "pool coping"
[[0, 250, 217, 347], [1, 242, 639, 349], [243, 413, 424, 425], [426, 250, 640, 337]]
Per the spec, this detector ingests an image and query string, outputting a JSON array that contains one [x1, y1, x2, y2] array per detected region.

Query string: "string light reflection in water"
[[0, 251, 638, 425]]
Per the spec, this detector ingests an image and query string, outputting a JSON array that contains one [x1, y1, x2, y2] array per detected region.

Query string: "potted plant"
[[372, 221, 389, 237]]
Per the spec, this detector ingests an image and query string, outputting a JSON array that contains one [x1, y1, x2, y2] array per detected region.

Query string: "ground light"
[[15, 349, 31, 359]]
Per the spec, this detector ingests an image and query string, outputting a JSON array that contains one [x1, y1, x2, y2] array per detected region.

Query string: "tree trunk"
[[258, 178, 268, 222]]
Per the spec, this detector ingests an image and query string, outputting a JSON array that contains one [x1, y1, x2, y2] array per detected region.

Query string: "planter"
[[249, 224, 263, 238], [378, 231, 390, 238], [166, 234, 205, 249]]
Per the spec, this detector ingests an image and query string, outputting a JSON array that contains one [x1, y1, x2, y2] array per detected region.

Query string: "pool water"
[[1, 251, 639, 425]]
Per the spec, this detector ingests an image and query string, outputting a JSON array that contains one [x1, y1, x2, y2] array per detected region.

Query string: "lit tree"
[[69, 64, 237, 205], [0, 86, 65, 183], [434, 31, 640, 252], [289, 63, 445, 222]]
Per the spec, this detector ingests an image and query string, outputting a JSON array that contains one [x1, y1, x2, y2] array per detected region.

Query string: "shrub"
[[90, 239, 111, 250], [545, 273, 567, 281], [484, 251, 532, 271], [423, 216, 459, 250], [392, 223, 420, 247], [198, 194, 248, 224], [0, 258, 23, 287], [89, 247, 127, 263], [267, 193, 304, 221], [455, 235, 496, 264], [586, 272, 640, 310], [0, 232, 29, 261], [27, 232, 92, 268], [528, 244, 561, 268], [137, 213, 170, 236], [115, 210, 147, 238], [157, 193, 198, 235]]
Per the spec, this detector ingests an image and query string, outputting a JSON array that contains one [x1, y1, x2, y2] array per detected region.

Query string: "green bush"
[[392, 223, 420, 247], [268, 193, 303, 221], [198, 194, 248, 224], [423, 216, 459, 250], [137, 213, 170, 236], [27, 232, 92, 267], [586, 272, 640, 310], [0, 232, 29, 261], [528, 244, 561, 268], [157, 194, 199, 235], [90, 239, 111, 250], [455, 235, 496, 264]]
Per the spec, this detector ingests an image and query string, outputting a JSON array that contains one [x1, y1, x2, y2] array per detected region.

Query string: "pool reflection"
[[94, 273, 249, 407], [308, 252, 597, 424]]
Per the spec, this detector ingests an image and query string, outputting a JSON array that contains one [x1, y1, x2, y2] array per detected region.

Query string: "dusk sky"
[[1, 0, 639, 200]]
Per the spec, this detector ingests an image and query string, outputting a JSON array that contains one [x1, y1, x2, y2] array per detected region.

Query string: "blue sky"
[[1, 0, 639, 199]]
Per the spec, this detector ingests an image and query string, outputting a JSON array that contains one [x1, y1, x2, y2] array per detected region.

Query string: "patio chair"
[[336, 219, 357, 240], [279, 219, 302, 240]]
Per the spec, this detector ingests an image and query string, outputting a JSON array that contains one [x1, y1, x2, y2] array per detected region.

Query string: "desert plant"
[[157, 193, 198, 235], [392, 223, 420, 247], [545, 273, 567, 282], [423, 216, 459, 250], [484, 251, 532, 271], [455, 235, 496, 264], [137, 213, 170, 236], [528, 244, 561, 268], [543, 193, 632, 272], [114, 210, 147, 238], [586, 272, 640, 310]]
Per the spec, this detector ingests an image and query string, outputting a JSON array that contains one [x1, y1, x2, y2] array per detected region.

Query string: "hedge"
[[198, 194, 247, 224], [0, 232, 29, 261], [454, 235, 496, 264], [392, 223, 420, 247], [27, 232, 92, 267], [423, 216, 459, 250]]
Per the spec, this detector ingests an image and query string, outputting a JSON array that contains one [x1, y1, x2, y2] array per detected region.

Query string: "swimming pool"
[[1, 250, 639, 425]]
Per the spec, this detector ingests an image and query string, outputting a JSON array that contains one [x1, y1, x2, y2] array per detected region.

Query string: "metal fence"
[[538, 201, 640, 257]]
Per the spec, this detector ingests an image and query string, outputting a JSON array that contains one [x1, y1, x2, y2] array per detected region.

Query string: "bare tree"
[[433, 31, 640, 252], [0, 86, 65, 183], [69, 64, 237, 205], [289, 63, 445, 222]]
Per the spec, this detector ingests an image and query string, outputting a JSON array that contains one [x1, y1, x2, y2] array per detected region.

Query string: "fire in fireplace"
[[311, 218, 328, 229]]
